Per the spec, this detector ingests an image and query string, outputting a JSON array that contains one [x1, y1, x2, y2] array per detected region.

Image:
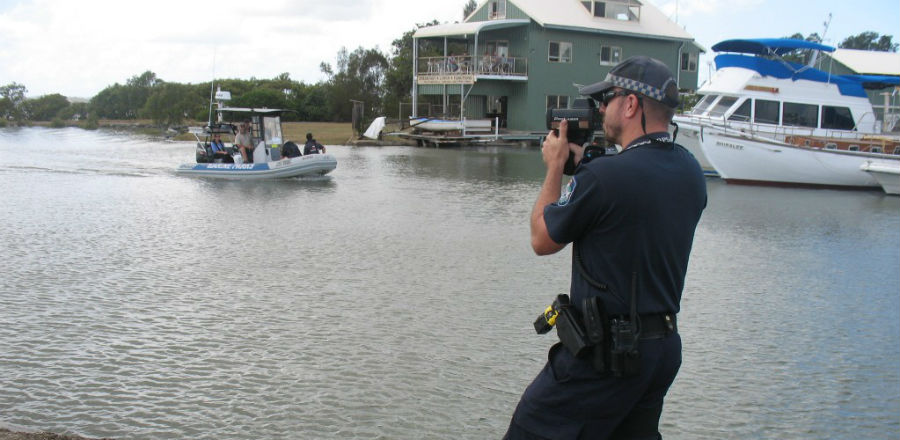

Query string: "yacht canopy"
[[712, 38, 835, 56], [715, 54, 899, 98]]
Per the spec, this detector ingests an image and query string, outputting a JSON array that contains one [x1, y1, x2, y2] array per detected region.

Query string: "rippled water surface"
[[1, 127, 898, 439]]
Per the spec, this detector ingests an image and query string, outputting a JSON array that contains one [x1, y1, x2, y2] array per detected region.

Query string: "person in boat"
[[503, 56, 707, 440], [282, 141, 301, 159], [210, 134, 234, 163], [234, 121, 253, 163], [303, 133, 326, 155]]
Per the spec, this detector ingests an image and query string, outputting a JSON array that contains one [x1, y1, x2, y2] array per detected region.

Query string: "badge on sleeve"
[[557, 177, 576, 206]]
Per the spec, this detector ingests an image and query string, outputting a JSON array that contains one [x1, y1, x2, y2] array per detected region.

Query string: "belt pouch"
[[555, 305, 590, 357], [582, 297, 609, 373]]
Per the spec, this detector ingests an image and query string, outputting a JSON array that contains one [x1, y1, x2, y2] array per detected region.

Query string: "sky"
[[0, 0, 898, 98]]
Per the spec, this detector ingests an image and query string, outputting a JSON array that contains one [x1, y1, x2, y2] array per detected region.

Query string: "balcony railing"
[[417, 55, 528, 78]]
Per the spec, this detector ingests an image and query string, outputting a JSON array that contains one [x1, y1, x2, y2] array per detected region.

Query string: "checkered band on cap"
[[605, 73, 671, 103]]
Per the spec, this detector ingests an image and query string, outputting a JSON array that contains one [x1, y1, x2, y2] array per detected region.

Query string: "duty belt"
[[632, 313, 677, 340]]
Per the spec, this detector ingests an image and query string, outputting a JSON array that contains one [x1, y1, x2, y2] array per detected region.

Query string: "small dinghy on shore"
[[176, 92, 336, 179]]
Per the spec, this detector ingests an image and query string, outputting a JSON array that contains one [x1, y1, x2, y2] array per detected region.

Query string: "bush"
[[81, 115, 99, 130], [50, 118, 65, 128]]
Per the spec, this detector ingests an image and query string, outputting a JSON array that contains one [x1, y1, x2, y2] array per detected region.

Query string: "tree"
[[232, 88, 287, 110], [91, 71, 161, 119], [320, 46, 389, 121], [383, 22, 442, 119], [839, 31, 898, 52], [0, 82, 28, 120], [141, 82, 204, 126], [26, 93, 71, 121], [463, 0, 477, 19]]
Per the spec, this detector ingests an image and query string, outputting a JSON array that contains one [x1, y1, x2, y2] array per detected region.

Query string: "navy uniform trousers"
[[504, 332, 681, 440]]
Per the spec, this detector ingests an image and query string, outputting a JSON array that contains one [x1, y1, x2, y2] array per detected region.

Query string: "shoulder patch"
[[557, 177, 576, 206]]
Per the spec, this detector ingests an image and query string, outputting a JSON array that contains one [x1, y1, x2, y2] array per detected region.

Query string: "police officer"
[[504, 56, 707, 439]]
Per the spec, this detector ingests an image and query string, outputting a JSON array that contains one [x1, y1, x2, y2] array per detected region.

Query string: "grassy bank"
[[281, 122, 353, 145], [12, 120, 355, 145]]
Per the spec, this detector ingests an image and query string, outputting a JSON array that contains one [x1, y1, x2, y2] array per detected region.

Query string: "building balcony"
[[416, 55, 528, 84]]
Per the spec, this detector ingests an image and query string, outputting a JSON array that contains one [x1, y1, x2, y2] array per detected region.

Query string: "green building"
[[412, 0, 703, 132], [822, 48, 900, 130]]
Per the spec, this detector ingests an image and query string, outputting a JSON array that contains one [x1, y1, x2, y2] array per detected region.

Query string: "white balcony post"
[[412, 37, 418, 118]]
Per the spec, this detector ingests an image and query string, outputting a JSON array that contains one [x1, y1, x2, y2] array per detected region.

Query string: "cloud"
[[0, 0, 477, 97], [650, 0, 765, 19]]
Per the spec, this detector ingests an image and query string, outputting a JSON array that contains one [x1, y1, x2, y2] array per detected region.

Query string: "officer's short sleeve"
[[543, 167, 606, 244]]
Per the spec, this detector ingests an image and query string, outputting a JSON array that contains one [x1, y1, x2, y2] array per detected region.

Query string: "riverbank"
[[7, 119, 418, 146], [0, 429, 110, 440]]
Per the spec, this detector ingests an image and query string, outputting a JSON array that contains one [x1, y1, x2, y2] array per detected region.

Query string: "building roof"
[[414, 19, 530, 39], [460, 0, 696, 43], [830, 48, 900, 76]]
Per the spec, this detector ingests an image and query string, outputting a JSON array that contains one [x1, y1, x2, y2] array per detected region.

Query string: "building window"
[[547, 95, 569, 110], [489, 0, 507, 20], [600, 45, 621, 65], [783, 102, 819, 128], [822, 105, 855, 130], [485, 40, 509, 57], [582, 1, 640, 21], [681, 52, 697, 72], [549, 41, 573, 63], [754, 99, 780, 125]]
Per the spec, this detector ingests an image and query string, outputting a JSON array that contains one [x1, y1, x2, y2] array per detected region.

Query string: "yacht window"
[[728, 100, 752, 122], [691, 94, 717, 115], [848, 145, 859, 151], [871, 146, 882, 153], [783, 102, 818, 128], [754, 99, 780, 125], [708, 96, 737, 118], [822, 106, 855, 130], [894, 146, 900, 155], [824, 143, 838, 150]]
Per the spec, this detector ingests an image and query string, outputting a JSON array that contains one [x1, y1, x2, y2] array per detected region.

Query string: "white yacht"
[[673, 38, 900, 189]]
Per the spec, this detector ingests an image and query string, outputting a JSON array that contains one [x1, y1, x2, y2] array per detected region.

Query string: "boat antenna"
[[208, 48, 217, 128], [809, 13, 832, 68]]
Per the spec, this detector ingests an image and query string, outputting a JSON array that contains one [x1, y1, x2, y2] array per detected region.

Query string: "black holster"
[[582, 296, 610, 373], [553, 295, 591, 358]]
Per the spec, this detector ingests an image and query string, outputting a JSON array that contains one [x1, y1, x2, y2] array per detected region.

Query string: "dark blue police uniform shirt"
[[543, 133, 707, 316]]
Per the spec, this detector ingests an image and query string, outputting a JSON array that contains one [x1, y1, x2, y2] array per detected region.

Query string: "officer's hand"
[[543, 120, 573, 171]]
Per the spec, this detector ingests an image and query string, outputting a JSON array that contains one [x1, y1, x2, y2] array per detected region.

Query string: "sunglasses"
[[597, 90, 630, 106]]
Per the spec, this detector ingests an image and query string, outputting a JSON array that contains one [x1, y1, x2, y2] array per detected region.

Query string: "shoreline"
[[0, 429, 111, 440]]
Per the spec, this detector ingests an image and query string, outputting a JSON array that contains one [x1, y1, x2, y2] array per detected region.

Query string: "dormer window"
[[581, 0, 641, 22], [489, 0, 507, 20]]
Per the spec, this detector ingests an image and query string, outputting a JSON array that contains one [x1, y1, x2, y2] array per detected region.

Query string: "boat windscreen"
[[691, 94, 717, 115], [263, 116, 283, 145], [708, 97, 737, 118]]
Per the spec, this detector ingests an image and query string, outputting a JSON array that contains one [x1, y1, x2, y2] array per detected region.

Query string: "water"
[[0, 127, 897, 439]]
